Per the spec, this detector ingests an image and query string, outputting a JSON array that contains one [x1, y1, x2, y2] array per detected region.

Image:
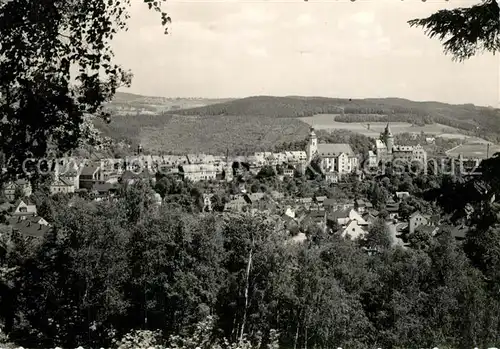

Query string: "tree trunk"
[[230, 315, 237, 341], [239, 238, 254, 342], [304, 325, 308, 349], [293, 322, 300, 349]]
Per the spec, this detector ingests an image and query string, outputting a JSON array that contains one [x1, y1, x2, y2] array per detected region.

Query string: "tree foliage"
[[0, 0, 170, 180], [408, 0, 500, 61]]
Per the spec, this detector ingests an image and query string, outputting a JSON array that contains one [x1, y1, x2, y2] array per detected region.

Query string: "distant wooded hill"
[[105, 92, 233, 114], [170, 96, 500, 141], [94, 94, 500, 155]]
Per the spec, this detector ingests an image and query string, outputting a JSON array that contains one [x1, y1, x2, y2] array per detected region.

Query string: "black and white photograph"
[[0, 0, 499, 347]]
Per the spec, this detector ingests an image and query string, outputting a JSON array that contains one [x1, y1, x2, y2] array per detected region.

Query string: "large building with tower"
[[306, 127, 358, 182], [368, 124, 427, 167]]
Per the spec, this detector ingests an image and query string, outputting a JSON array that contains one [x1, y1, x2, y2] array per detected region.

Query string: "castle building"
[[369, 124, 427, 166], [306, 127, 358, 180]]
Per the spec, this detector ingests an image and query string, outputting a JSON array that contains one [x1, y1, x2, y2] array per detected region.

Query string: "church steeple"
[[385, 123, 394, 153], [385, 123, 393, 137], [306, 127, 318, 162]]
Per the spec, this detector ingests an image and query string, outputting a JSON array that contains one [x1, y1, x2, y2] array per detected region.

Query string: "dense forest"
[[92, 113, 375, 157], [1, 162, 500, 348], [170, 96, 500, 141]]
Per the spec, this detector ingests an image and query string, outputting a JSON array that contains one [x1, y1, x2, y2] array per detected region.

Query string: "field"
[[445, 143, 500, 159], [299, 114, 478, 140], [138, 115, 309, 155], [105, 92, 233, 115]]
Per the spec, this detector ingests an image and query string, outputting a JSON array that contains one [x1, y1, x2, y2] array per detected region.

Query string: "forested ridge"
[[170, 96, 500, 140]]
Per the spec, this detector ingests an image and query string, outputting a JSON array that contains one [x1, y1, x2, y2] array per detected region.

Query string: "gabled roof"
[[92, 183, 116, 193], [309, 209, 326, 217], [13, 197, 36, 207], [375, 139, 386, 149], [60, 169, 79, 177], [386, 205, 399, 213], [315, 196, 327, 203], [244, 193, 265, 204], [323, 198, 336, 206], [51, 178, 72, 187], [80, 166, 99, 176], [386, 197, 396, 205], [409, 211, 425, 220], [8, 215, 48, 226], [415, 224, 439, 235], [317, 143, 354, 157], [328, 208, 350, 220], [10, 219, 51, 238], [15, 179, 30, 186], [362, 212, 377, 222]]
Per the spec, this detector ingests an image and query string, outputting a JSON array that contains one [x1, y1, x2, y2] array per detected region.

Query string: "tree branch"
[[408, 0, 500, 61]]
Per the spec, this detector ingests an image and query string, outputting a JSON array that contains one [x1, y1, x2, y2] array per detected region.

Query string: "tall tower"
[[306, 127, 318, 162], [385, 123, 394, 154]]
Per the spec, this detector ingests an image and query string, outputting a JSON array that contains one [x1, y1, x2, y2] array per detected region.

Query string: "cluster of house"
[[215, 184, 387, 240], [2, 125, 369, 199], [1, 178, 473, 243], [0, 198, 51, 239], [281, 195, 401, 240], [216, 185, 469, 245]]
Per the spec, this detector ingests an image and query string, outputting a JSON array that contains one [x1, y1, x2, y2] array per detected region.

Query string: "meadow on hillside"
[[299, 115, 472, 139]]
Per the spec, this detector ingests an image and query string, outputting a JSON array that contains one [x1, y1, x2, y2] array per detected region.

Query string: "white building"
[[3, 179, 32, 201], [341, 220, 368, 240], [180, 164, 217, 182], [306, 127, 358, 178], [285, 151, 307, 164]]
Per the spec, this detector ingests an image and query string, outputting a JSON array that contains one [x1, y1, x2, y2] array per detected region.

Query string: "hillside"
[[95, 113, 311, 155], [94, 94, 500, 155], [104, 92, 232, 115], [170, 96, 500, 141]]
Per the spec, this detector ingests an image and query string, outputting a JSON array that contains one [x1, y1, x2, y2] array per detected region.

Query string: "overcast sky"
[[112, 0, 499, 107]]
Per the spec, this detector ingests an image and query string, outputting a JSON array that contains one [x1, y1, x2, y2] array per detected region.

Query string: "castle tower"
[[385, 123, 394, 154], [306, 127, 318, 162]]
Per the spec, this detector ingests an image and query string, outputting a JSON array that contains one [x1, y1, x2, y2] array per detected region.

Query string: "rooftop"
[[317, 143, 354, 157], [80, 165, 100, 177], [9, 219, 51, 238]]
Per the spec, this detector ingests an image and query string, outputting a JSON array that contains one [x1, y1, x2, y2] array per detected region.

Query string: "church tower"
[[306, 127, 318, 162], [385, 123, 394, 154]]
